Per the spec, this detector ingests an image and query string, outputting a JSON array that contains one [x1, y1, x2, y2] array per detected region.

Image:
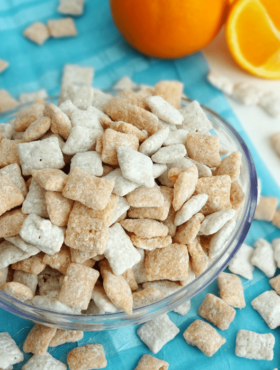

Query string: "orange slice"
[[226, 0, 280, 79]]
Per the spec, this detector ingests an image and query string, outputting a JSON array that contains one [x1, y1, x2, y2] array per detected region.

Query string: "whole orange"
[[110, 0, 229, 59]]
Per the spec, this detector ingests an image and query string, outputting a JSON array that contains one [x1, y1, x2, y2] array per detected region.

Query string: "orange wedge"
[[226, 0, 280, 79]]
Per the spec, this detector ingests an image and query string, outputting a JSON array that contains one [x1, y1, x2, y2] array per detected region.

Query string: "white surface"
[[203, 30, 280, 187]]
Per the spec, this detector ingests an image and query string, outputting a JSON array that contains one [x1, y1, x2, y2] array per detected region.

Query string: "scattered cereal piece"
[[110, 120, 147, 142], [199, 293, 236, 330], [254, 196, 278, 221], [0, 59, 9, 74], [218, 272, 245, 308], [23, 22, 50, 45], [59, 263, 99, 310], [65, 212, 108, 253], [23, 116, 51, 142], [269, 274, 280, 295], [180, 101, 212, 133], [137, 313, 179, 353], [0, 176, 24, 216], [133, 287, 165, 309], [58, 0, 84, 15], [146, 96, 183, 125], [186, 133, 221, 168], [139, 127, 170, 156], [12, 252, 46, 275], [48, 18, 77, 38], [232, 82, 261, 105], [22, 179, 48, 218], [0, 332, 24, 369], [154, 80, 183, 109], [228, 243, 254, 279], [49, 329, 83, 347], [128, 186, 173, 221], [0, 281, 34, 302], [251, 290, 280, 329], [13, 270, 38, 295], [18, 137, 65, 176], [173, 300, 191, 316], [46, 191, 74, 227], [0, 209, 26, 238], [235, 330, 275, 361], [259, 91, 280, 118], [92, 285, 119, 313], [104, 100, 158, 136], [194, 175, 232, 215], [117, 146, 154, 188], [209, 219, 236, 258], [251, 238, 276, 277], [174, 194, 208, 226], [145, 243, 189, 281], [19, 89, 48, 104], [42, 245, 71, 274], [173, 166, 198, 211], [215, 151, 241, 182], [126, 184, 164, 208], [20, 214, 64, 255], [130, 234, 172, 250], [187, 238, 208, 277], [207, 71, 233, 95], [121, 219, 168, 238], [5, 235, 39, 256], [63, 167, 114, 210], [104, 223, 141, 275], [183, 319, 226, 357], [0, 123, 13, 140], [67, 344, 107, 370], [230, 180, 245, 210], [100, 261, 133, 314], [151, 144, 187, 164], [23, 324, 57, 355], [174, 213, 204, 245], [0, 90, 19, 113], [14, 102, 45, 132], [22, 353, 66, 370], [134, 354, 169, 370]]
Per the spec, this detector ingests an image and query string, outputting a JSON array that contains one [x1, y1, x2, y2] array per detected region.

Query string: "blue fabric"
[[1, 1, 280, 369]]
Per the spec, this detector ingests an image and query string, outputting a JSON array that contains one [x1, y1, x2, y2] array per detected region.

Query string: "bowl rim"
[[0, 95, 258, 325]]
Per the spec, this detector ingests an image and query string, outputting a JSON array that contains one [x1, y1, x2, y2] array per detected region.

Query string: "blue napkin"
[[1, 1, 280, 369]]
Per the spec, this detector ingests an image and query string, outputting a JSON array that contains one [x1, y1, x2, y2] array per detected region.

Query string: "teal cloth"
[[1, 1, 280, 369]]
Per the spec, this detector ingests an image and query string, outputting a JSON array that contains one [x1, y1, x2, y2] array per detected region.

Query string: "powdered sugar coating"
[[0, 241, 29, 269], [180, 101, 212, 133], [199, 209, 236, 236], [22, 179, 48, 218], [174, 194, 208, 226], [105, 168, 139, 196], [70, 151, 103, 176], [251, 290, 280, 329], [22, 353, 66, 370], [228, 243, 254, 280], [62, 125, 102, 155], [251, 238, 276, 277], [67, 344, 107, 370], [139, 127, 169, 156], [146, 96, 183, 125], [0, 332, 24, 369], [209, 219, 236, 258], [151, 144, 187, 164], [235, 330, 275, 360]]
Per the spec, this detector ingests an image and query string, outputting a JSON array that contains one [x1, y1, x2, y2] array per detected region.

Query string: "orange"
[[226, 0, 280, 79], [110, 0, 229, 59]]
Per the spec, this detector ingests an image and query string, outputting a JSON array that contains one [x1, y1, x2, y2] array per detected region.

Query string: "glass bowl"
[[0, 94, 258, 331]]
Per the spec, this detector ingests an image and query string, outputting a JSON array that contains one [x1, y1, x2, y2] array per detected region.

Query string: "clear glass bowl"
[[0, 94, 258, 331]]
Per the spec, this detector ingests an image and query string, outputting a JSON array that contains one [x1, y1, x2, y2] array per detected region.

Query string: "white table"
[[202, 29, 280, 186]]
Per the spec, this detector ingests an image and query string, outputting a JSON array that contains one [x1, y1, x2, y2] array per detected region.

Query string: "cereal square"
[[92, 285, 119, 313], [14, 102, 45, 132], [62, 167, 114, 210], [105, 168, 139, 196], [32, 290, 81, 314], [133, 287, 165, 308], [174, 213, 204, 245], [17, 137, 65, 175], [0, 209, 27, 238], [228, 243, 254, 280], [134, 354, 169, 370], [23, 116, 51, 142], [269, 274, 280, 295], [12, 252, 46, 275], [49, 329, 83, 347], [23, 324, 57, 355], [19, 89, 48, 104], [186, 133, 220, 168], [251, 290, 280, 329], [0, 332, 24, 369], [62, 64, 93, 86], [121, 219, 168, 238], [32, 168, 69, 192], [183, 320, 226, 357], [217, 272, 245, 308], [23, 22, 50, 45], [251, 238, 276, 277], [180, 101, 212, 133], [5, 235, 39, 256], [13, 270, 38, 295], [70, 151, 103, 177], [145, 243, 189, 281], [154, 80, 183, 109], [235, 330, 275, 360], [59, 84, 94, 110], [0, 139, 21, 167], [173, 166, 198, 211], [20, 214, 64, 255], [43, 245, 71, 275], [174, 194, 208, 226], [0, 176, 24, 216], [187, 238, 209, 277], [48, 18, 77, 38], [194, 175, 232, 215], [0, 281, 34, 302], [146, 96, 183, 125], [0, 163, 27, 197], [137, 314, 179, 353], [58, 263, 99, 309], [22, 353, 66, 370], [67, 344, 107, 370], [46, 191, 74, 227], [58, 0, 84, 15], [22, 179, 48, 218], [254, 196, 278, 221], [198, 293, 236, 330], [104, 223, 141, 275], [216, 151, 242, 182]]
